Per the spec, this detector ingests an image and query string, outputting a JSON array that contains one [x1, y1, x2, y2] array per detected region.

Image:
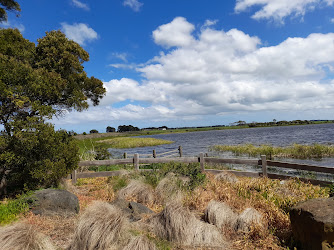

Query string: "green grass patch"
[[210, 143, 334, 159], [108, 175, 129, 192], [137, 162, 206, 190], [0, 193, 32, 225], [96, 137, 173, 149]]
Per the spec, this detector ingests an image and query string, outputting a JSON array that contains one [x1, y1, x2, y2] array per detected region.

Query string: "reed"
[[210, 143, 334, 159]]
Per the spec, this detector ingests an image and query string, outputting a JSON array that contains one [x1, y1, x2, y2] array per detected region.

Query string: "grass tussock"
[[150, 202, 228, 248], [204, 200, 238, 229], [123, 235, 157, 250], [185, 174, 329, 249], [211, 143, 334, 159], [118, 179, 155, 205], [0, 222, 56, 250], [96, 137, 173, 148], [155, 173, 188, 203], [235, 207, 264, 233], [68, 201, 129, 250]]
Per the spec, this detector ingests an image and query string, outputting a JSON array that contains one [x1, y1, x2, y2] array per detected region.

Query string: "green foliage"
[[108, 176, 129, 192], [0, 118, 79, 196], [0, 192, 32, 225], [0, 0, 20, 22], [0, 28, 105, 196], [139, 162, 206, 190], [94, 147, 112, 160], [96, 137, 173, 149], [90, 129, 98, 134]]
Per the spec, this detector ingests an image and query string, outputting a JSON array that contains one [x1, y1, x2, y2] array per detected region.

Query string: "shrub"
[[89, 129, 98, 134], [0, 119, 79, 197]]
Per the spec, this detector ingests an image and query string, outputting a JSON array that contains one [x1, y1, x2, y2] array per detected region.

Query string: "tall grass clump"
[[68, 201, 129, 250], [0, 223, 56, 250], [96, 137, 173, 148], [210, 143, 334, 159]]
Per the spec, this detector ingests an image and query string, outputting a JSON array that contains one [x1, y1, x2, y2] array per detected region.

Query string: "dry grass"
[[235, 207, 264, 233], [0, 222, 56, 250], [68, 201, 129, 250], [123, 235, 157, 250], [96, 137, 173, 148], [214, 171, 239, 183], [118, 179, 155, 205], [155, 173, 188, 203], [150, 202, 228, 248], [204, 200, 238, 229], [23, 212, 77, 249], [184, 174, 329, 249]]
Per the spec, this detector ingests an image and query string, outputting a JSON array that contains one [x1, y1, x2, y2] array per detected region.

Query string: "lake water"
[[109, 123, 334, 167]]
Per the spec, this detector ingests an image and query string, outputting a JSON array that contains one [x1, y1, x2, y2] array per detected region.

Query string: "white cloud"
[[61, 23, 98, 45], [331, 17, 334, 23], [112, 52, 129, 62], [235, 0, 334, 23], [0, 20, 25, 32], [55, 17, 334, 126], [71, 0, 90, 11], [152, 17, 195, 48], [123, 0, 143, 12]]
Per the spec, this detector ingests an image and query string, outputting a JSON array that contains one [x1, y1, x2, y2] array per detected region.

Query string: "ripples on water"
[[109, 123, 334, 167]]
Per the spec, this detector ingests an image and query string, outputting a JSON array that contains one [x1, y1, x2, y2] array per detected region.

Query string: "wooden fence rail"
[[72, 153, 334, 186]]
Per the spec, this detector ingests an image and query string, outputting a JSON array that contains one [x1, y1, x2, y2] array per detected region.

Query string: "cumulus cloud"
[[61, 23, 98, 45], [55, 17, 334, 126], [71, 0, 90, 10], [123, 0, 143, 12], [235, 0, 334, 23], [152, 17, 195, 48]]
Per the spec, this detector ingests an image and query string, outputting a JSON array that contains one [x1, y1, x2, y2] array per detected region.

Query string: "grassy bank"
[[96, 137, 173, 149], [210, 143, 334, 159]]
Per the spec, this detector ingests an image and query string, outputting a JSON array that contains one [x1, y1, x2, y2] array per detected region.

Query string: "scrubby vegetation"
[[0, 162, 330, 249], [211, 143, 334, 159]]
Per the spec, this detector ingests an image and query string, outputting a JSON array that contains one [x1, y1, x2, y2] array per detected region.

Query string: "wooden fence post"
[[123, 152, 127, 159], [261, 155, 268, 177], [153, 149, 156, 158], [200, 153, 205, 172], [71, 170, 77, 185], [178, 146, 183, 157], [134, 153, 139, 170]]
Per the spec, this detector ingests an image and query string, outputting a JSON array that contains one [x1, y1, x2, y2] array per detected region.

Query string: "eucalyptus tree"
[[0, 28, 106, 196]]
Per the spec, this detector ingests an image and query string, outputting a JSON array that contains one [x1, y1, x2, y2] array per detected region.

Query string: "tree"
[[117, 125, 140, 132], [90, 129, 98, 134], [0, 117, 79, 195], [0, 0, 20, 22], [106, 126, 115, 133], [0, 28, 106, 196]]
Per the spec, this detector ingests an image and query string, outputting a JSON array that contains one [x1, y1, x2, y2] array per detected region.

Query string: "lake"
[[109, 123, 334, 166]]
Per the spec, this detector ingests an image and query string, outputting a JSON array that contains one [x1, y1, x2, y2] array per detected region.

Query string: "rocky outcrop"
[[27, 189, 80, 216], [290, 197, 334, 250]]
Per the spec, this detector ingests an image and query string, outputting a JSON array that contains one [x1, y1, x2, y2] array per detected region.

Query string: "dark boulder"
[[290, 197, 334, 250], [110, 199, 154, 221], [26, 189, 79, 216]]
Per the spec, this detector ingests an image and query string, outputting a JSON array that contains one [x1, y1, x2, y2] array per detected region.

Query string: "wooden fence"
[[71, 153, 334, 186]]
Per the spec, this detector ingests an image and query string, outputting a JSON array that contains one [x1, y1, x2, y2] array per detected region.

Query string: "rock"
[[27, 189, 79, 216], [290, 197, 334, 250], [110, 199, 155, 221]]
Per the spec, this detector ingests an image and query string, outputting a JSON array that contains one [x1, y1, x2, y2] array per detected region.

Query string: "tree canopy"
[[0, 28, 106, 196], [0, 0, 20, 22], [0, 28, 106, 134]]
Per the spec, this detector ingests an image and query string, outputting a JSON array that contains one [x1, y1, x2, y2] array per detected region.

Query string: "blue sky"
[[2, 0, 334, 133]]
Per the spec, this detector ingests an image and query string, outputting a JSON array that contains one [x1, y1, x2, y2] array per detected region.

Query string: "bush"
[[0, 118, 79, 197], [90, 129, 98, 134]]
